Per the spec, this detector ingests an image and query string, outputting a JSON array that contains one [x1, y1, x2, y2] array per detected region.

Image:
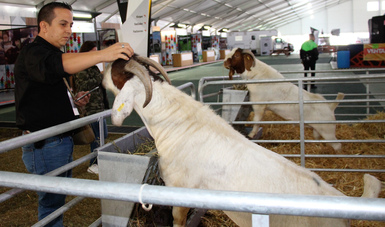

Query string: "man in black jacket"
[[300, 34, 319, 89]]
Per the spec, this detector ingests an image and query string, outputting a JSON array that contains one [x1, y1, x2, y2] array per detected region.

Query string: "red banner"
[[364, 44, 385, 61]]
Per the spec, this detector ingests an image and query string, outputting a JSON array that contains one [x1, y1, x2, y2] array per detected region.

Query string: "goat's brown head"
[[104, 54, 171, 108], [223, 48, 255, 80], [110, 58, 134, 90]]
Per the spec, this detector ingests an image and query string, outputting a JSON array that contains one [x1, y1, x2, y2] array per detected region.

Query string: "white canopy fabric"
[[0, 0, 352, 32]]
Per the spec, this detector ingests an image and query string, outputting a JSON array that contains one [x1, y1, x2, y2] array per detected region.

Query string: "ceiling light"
[[72, 11, 100, 21], [170, 23, 189, 29], [73, 12, 92, 19], [178, 23, 187, 28], [198, 25, 211, 31]]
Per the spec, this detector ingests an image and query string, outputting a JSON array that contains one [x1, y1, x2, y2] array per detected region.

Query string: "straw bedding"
[[257, 111, 385, 196]]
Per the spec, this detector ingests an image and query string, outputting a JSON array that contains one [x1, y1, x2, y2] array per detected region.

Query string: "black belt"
[[23, 130, 74, 149]]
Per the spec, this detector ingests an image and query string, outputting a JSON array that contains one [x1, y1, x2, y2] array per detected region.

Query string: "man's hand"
[[99, 42, 134, 62], [74, 91, 90, 107], [62, 42, 134, 74]]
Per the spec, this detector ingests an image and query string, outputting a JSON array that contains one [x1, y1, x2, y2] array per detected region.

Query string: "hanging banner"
[[363, 44, 385, 61], [120, 0, 151, 57]]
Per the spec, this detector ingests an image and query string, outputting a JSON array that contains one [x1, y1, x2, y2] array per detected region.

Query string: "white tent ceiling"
[[0, 0, 352, 32]]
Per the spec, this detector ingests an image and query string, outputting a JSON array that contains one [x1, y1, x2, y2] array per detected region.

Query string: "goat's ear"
[[229, 68, 234, 80], [103, 63, 120, 96], [243, 53, 255, 71], [111, 82, 135, 126]]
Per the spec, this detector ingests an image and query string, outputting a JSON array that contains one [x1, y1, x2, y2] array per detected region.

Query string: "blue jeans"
[[89, 119, 108, 165], [22, 135, 74, 227]]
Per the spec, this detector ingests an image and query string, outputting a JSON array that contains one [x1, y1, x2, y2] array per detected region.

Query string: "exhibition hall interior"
[[0, 1, 385, 227], [1, 0, 384, 127]]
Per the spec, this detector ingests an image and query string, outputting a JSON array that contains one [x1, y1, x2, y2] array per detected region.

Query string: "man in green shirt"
[[300, 34, 319, 89]]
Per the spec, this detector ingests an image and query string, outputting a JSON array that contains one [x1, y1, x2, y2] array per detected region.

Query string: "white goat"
[[224, 48, 344, 151], [103, 55, 382, 227]]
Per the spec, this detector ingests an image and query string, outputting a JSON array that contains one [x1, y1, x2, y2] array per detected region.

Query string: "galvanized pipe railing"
[[198, 73, 385, 104], [199, 75, 385, 94], [279, 68, 385, 74], [198, 74, 385, 123], [198, 73, 385, 171], [0, 83, 195, 154], [0, 110, 112, 154], [0, 152, 97, 203], [1, 171, 385, 222], [177, 82, 196, 100], [298, 80, 306, 166], [32, 196, 85, 227]]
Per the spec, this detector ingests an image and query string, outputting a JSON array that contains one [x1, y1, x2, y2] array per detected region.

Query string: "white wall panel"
[[277, 0, 384, 39], [327, 1, 352, 33], [277, 20, 302, 36], [307, 10, 328, 34], [0, 5, 36, 18], [353, 0, 382, 32]]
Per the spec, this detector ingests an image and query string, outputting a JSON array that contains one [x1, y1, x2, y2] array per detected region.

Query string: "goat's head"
[[223, 48, 255, 80], [103, 54, 171, 126]]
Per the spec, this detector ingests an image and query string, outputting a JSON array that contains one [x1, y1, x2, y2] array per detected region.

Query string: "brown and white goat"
[[224, 48, 344, 151], [103, 55, 382, 227]]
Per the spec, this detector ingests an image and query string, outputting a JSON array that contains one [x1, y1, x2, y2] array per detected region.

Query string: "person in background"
[[300, 33, 319, 89], [0, 37, 5, 65], [1, 31, 13, 52], [2, 31, 18, 64], [14, 2, 133, 226], [72, 41, 109, 175]]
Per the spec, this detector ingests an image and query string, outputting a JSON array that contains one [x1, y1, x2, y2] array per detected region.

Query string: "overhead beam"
[[187, 0, 258, 26], [152, 0, 204, 18], [152, 0, 176, 16], [95, 0, 116, 12], [101, 9, 119, 23]]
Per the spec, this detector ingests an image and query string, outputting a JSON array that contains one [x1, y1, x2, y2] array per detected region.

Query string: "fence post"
[[298, 80, 306, 167], [252, 214, 269, 226]]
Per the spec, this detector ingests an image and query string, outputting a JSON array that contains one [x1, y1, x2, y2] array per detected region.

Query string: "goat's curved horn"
[[124, 60, 153, 108], [135, 55, 172, 85]]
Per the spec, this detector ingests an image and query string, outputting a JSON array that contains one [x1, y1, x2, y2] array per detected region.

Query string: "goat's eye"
[[123, 71, 134, 80]]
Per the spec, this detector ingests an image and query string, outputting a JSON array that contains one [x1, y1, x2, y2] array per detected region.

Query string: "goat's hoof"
[[247, 127, 263, 140], [331, 143, 342, 151]]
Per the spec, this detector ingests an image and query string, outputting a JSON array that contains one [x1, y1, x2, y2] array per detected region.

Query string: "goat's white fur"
[[103, 60, 382, 227], [224, 48, 344, 151]]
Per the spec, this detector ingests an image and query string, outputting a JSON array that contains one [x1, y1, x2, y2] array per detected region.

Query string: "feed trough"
[[96, 127, 205, 227], [96, 127, 155, 226], [222, 87, 262, 138]]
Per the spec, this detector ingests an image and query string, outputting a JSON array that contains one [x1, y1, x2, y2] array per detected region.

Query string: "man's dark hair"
[[37, 2, 72, 33]]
